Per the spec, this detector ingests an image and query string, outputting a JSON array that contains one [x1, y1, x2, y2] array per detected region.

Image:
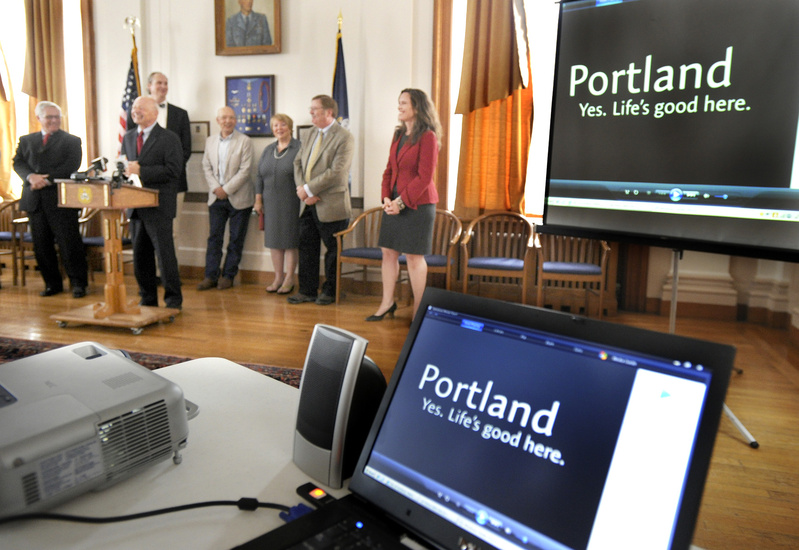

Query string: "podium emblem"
[[78, 186, 93, 204]]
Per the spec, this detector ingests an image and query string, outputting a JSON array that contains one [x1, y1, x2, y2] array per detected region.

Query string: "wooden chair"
[[535, 232, 611, 319], [11, 208, 35, 286], [334, 206, 384, 304], [398, 209, 462, 291], [0, 200, 20, 284], [460, 212, 535, 304]]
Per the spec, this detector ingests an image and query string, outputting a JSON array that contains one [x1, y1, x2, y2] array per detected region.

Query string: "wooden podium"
[[50, 179, 180, 334]]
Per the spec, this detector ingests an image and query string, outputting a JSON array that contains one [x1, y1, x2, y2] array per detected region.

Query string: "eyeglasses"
[[41, 115, 61, 120]]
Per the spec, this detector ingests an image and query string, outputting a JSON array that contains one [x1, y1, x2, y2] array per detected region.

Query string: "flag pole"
[[123, 16, 141, 95], [118, 16, 142, 152], [333, 11, 343, 92]]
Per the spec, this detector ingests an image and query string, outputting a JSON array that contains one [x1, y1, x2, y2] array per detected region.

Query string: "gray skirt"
[[377, 203, 436, 255]]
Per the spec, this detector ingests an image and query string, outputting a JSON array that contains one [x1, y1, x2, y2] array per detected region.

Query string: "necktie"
[[137, 131, 144, 155], [305, 131, 323, 181], [42, 133, 50, 146]]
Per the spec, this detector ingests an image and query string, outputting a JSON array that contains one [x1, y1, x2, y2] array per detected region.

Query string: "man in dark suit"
[[12, 101, 88, 298], [289, 95, 354, 305], [121, 96, 183, 309], [127, 72, 191, 228]]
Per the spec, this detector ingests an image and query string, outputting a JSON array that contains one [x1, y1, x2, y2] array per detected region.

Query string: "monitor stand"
[[669, 249, 759, 449]]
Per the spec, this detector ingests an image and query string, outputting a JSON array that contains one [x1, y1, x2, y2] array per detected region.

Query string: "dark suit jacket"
[[120, 124, 183, 219], [12, 130, 82, 213], [128, 102, 192, 192], [381, 130, 439, 210]]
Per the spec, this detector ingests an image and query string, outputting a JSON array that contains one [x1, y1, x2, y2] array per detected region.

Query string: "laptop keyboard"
[[288, 517, 395, 549]]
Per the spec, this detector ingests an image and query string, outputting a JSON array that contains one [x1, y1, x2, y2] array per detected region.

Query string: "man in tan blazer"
[[289, 94, 354, 305], [198, 106, 255, 290]]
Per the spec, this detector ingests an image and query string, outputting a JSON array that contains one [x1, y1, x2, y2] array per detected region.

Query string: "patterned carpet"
[[0, 336, 302, 388]]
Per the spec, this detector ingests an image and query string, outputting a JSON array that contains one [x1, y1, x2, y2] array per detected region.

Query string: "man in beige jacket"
[[289, 94, 354, 305], [198, 106, 255, 290]]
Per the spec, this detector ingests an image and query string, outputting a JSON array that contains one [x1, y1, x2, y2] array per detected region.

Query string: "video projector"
[[0, 342, 189, 518]]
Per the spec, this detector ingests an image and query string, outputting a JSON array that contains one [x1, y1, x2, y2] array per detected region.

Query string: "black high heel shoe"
[[366, 302, 397, 322]]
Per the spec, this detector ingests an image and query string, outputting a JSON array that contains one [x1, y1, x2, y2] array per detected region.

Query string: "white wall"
[[93, 0, 433, 272]]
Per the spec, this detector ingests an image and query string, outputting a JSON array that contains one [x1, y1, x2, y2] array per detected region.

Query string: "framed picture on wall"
[[190, 121, 210, 153], [215, 0, 281, 55], [225, 75, 275, 137]]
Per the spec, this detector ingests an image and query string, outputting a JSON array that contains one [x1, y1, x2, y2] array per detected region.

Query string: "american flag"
[[118, 48, 140, 152]]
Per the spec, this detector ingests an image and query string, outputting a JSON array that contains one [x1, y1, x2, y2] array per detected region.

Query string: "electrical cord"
[[0, 498, 290, 526]]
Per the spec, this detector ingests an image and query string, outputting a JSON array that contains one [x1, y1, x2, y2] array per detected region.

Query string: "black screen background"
[[550, 0, 799, 188], [544, 0, 799, 261]]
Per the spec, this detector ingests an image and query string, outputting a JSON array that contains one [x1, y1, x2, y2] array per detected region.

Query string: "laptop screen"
[[350, 289, 733, 550]]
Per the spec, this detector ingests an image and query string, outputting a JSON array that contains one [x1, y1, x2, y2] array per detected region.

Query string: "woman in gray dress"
[[254, 114, 301, 294]]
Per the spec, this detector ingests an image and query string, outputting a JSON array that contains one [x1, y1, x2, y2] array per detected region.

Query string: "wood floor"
[[1, 271, 798, 550]]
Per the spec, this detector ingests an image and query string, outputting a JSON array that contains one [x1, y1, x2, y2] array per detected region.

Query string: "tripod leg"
[[723, 403, 759, 448]]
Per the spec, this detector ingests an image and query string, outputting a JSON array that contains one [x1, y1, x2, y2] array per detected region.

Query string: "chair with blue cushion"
[[460, 212, 535, 304], [398, 209, 462, 295], [0, 199, 20, 284], [334, 206, 384, 304], [535, 232, 611, 319]]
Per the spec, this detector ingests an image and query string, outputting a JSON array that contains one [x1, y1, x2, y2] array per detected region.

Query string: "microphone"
[[111, 162, 128, 187], [70, 157, 109, 180]]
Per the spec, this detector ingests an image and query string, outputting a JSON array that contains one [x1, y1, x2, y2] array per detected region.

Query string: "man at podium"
[[120, 96, 184, 310]]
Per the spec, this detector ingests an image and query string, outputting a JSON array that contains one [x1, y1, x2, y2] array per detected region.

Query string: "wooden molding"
[[432, 0, 452, 208]]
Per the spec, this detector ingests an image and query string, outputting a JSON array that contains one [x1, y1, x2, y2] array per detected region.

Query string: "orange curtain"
[[454, 85, 532, 218], [454, 0, 532, 218], [0, 41, 17, 200], [22, 0, 68, 132]]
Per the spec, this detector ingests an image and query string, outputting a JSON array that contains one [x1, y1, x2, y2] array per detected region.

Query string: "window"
[[1, 0, 89, 196]]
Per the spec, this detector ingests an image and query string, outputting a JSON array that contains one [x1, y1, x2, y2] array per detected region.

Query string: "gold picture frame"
[[215, 0, 281, 56]]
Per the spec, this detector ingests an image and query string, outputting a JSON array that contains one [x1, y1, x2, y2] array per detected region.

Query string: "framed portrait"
[[296, 124, 314, 142], [215, 0, 281, 55], [190, 121, 210, 153], [225, 75, 275, 137]]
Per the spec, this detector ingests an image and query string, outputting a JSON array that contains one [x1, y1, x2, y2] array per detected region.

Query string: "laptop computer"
[[238, 288, 734, 550]]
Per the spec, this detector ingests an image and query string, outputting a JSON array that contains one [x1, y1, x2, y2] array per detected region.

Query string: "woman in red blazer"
[[367, 89, 442, 321]]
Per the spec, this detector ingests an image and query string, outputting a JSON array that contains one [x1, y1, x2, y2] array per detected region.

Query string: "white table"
[[0, 358, 346, 550]]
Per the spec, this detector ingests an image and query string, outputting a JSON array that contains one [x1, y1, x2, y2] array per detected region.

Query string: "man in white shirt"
[[127, 72, 191, 235]]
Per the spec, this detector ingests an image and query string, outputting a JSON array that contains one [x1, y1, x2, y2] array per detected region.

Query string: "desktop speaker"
[[293, 325, 386, 489]]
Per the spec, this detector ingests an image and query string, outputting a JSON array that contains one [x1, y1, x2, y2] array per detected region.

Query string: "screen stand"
[[669, 249, 759, 449]]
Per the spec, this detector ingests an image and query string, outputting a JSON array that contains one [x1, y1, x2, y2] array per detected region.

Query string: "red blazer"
[[381, 130, 439, 209]]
